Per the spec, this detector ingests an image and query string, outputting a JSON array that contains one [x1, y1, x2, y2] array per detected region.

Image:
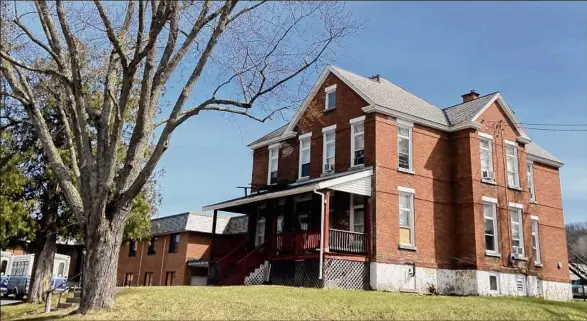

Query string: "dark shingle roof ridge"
[[151, 212, 190, 222], [248, 122, 289, 146], [443, 91, 500, 110]]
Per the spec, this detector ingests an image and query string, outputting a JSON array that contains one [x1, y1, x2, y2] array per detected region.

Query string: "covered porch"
[[203, 168, 373, 267]]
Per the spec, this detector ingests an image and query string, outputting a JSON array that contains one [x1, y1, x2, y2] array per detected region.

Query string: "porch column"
[[364, 196, 371, 259], [323, 190, 330, 252], [272, 202, 278, 256], [211, 210, 218, 260]]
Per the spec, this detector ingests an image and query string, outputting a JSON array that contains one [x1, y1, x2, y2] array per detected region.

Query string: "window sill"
[[399, 244, 417, 251], [513, 256, 528, 261], [508, 185, 522, 191], [321, 171, 335, 177], [530, 200, 538, 205], [324, 107, 336, 113], [485, 251, 501, 258], [349, 164, 365, 171], [297, 177, 310, 182], [534, 262, 543, 267], [481, 179, 496, 186], [397, 168, 415, 175]]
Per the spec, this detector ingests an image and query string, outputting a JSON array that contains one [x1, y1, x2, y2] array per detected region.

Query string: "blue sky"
[[156, 1, 587, 223]]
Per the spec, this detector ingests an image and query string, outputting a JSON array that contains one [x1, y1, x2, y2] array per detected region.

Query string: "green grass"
[[3, 286, 587, 320]]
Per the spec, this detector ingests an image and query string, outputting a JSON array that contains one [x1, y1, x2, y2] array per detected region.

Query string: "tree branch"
[[93, 0, 130, 69]]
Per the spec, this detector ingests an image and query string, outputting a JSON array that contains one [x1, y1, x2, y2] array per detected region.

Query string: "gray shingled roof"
[[526, 142, 563, 165], [331, 66, 449, 126], [248, 123, 288, 146], [151, 212, 247, 235], [443, 92, 498, 126]]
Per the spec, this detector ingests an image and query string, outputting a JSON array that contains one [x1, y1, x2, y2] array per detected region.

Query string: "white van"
[[6, 253, 70, 299], [1, 251, 14, 295]]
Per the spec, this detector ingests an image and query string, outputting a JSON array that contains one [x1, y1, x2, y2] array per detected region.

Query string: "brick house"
[[117, 212, 246, 286], [203, 66, 571, 300]]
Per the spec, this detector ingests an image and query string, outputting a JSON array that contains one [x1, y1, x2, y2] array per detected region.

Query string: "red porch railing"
[[329, 228, 366, 254], [276, 231, 320, 255]]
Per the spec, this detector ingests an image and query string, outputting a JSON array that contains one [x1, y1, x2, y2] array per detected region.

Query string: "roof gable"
[[443, 92, 498, 126]]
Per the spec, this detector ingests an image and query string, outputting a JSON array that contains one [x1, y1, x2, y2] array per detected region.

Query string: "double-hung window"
[[147, 237, 157, 255], [509, 203, 524, 258], [322, 125, 336, 174], [350, 116, 365, 167], [299, 133, 311, 179], [479, 133, 494, 182], [129, 240, 137, 257], [527, 162, 536, 202], [531, 216, 541, 265], [325, 85, 336, 111], [482, 197, 499, 255], [505, 141, 520, 188], [268, 144, 279, 185], [350, 194, 365, 233], [397, 120, 413, 172], [398, 186, 415, 247], [169, 233, 179, 253]]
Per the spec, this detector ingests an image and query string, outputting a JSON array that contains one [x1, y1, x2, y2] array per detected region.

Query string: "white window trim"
[[398, 186, 416, 194], [350, 118, 365, 168], [479, 136, 495, 182], [349, 195, 365, 233], [531, 217, 541, 265], [397, 121, 414, 173], [483, 201, 499, 256], [478, 132, 493, 140], [325, 85, 337, 110], [255, 217, 266, 247], [267, 144, 279, 185], [322, 126, 336, 174], [488, 273, 500, 294], [298, 134, 312, 180], [527, 161, 536, 202], [509, 202, 524, 209], [505, 142, 520, 189], [509, 207, 525, 258], [482, 196, 498, 204], [398, 187, 415, 247]]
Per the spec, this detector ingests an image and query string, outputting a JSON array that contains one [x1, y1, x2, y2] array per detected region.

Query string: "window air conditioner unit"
[[324, 163, 334, 172], [482, 170, 494, 180]]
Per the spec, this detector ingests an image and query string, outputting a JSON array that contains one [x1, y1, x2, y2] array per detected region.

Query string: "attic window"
[[325, 84, 336, 111]]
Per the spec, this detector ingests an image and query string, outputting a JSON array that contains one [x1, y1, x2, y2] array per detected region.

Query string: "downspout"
[[313, 189, 325, 280], [137, 241, 144, 286], [158, 236, 167, 285]]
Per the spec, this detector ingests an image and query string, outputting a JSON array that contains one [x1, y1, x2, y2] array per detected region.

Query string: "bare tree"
[[0, 0, 356, 313]]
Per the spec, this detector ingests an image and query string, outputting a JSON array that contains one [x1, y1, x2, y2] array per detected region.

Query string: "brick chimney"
[[461, 89, 480, 103]]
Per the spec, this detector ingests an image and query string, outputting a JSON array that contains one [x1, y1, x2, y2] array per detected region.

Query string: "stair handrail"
[[46, 272, 82, 296], [568, 244, 587, 264], [237, 241, 267, 266], [215, 238, 249, 264]]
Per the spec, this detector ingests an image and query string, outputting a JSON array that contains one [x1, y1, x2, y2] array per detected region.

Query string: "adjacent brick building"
[[117, 212, 246, 286], [203, 66, 571, 300]]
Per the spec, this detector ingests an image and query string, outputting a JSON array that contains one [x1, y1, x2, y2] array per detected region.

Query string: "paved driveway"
[[0, 298, 22, 306]]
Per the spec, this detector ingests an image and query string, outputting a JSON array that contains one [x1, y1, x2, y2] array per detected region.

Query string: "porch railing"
[[276, 231, 320, 254], [329, 229, 366, 254]]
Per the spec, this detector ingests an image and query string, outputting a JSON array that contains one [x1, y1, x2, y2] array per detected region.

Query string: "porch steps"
[[57, 290, 81, 309], [244, 261, 270, 285]]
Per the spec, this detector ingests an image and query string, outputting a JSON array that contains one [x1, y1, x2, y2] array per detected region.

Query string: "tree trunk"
[[78, 211, 125, 314], [27, 232, 57, 303], [27, 192, 59, 303]]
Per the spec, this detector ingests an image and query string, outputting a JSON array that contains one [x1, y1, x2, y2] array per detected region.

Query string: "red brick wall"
[[373, 114, 455, 269], [251, 73, 371, 187]]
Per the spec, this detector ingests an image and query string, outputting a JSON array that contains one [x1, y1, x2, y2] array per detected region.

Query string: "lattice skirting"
[[268, 258, 370, 290], [244, 261, 270, 285], [270, 259, 323, 288], [323, 259, 370, 290]]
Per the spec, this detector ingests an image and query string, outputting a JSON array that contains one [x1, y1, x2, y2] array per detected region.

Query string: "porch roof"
[[202, 167, 373, 212]]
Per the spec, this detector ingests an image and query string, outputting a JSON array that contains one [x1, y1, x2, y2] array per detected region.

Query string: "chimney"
[[369, 74, 381, 82], [461, 89, 480, 103]]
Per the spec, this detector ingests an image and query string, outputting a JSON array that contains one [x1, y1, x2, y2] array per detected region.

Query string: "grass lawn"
[[2, 286, 586, 320]]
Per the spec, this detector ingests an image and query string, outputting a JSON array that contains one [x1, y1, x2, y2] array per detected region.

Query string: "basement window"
[[489, 274, 499, 293]]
